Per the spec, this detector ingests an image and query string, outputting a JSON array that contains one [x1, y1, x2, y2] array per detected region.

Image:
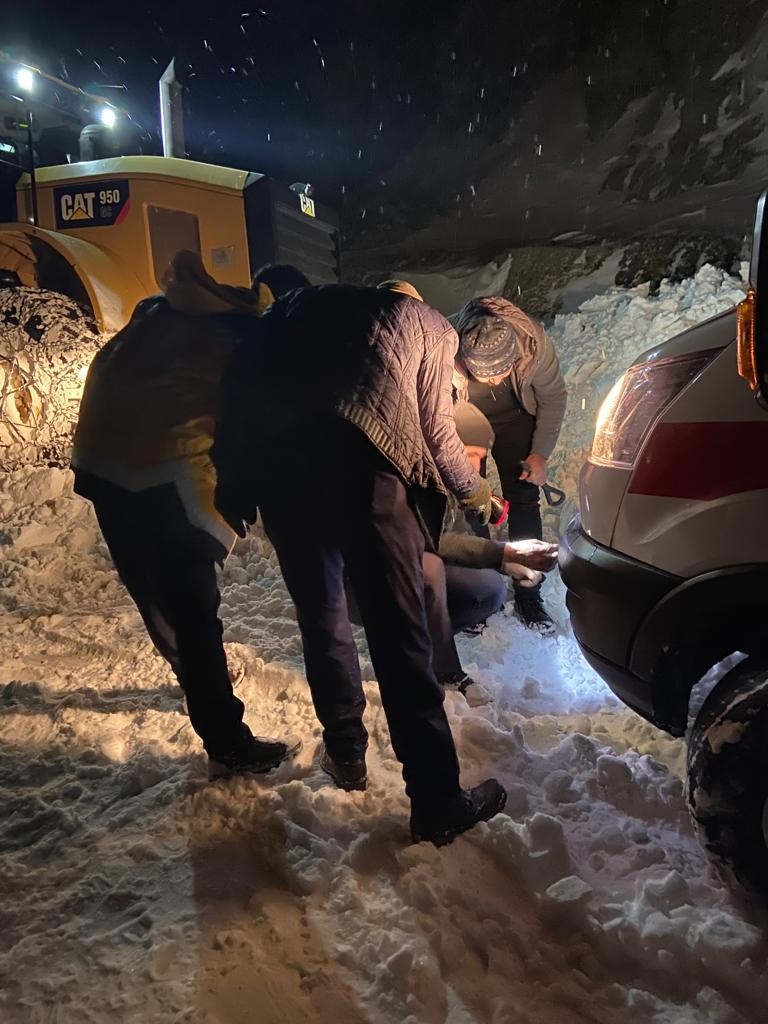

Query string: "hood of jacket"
[[450, 295, 545, 383], [163, 250, 262, 316]]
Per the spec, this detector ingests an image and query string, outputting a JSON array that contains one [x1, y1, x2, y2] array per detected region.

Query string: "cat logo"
[[60, 192, 96, 222], [54, 180, 131, 230], [299, 193, 316, 218]]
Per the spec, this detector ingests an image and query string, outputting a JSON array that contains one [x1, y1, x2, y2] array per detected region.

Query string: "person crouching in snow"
[[431, 401, 559, 701], [451, 296, 567, 635], [344, 399, 559, 707], [212, 278, 507, 847], [72, 250, 300, 780]]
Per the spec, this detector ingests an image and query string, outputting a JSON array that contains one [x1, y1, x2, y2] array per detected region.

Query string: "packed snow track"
[[0, 265, 765, 1023]]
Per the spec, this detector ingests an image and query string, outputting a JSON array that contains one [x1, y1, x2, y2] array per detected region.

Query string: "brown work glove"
[[459, 477, 493, 525]]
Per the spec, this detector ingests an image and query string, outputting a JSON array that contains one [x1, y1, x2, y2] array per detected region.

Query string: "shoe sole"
[[208, 738, 302, 781], [412, 787, 507, 847], [530, 623, 557, 637]]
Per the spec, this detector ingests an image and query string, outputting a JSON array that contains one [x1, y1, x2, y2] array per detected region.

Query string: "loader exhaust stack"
[[159, 59, 185, 159]]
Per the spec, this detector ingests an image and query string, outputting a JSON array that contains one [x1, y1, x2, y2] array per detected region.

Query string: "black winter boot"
[[208, 736, 302, 780], [514, 588, 556, 635], [410, 779, 507, 847], [319, 743, 368, 791]]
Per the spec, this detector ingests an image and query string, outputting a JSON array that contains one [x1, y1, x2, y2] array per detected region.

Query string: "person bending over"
[[72, 251, 299, 780], [213, 279, 505, 846]]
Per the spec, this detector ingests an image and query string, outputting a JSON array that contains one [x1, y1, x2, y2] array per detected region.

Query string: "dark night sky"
[[1, 2, 596, 206], [2, 2, 766, 244]]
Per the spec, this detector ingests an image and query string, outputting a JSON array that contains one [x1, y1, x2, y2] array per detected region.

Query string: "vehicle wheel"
[[687, 657, 768, 897], [0, 286, 101, 466]]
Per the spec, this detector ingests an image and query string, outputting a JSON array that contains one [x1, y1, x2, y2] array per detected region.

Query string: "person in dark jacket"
[[213, 281, 506, 846], [452, 296, 567, 634], [72, 251, 298, 780]]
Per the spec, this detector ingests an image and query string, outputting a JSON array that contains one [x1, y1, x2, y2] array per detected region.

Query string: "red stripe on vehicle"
[[628, 421, 768, 500], [115, 198, 131, 225]]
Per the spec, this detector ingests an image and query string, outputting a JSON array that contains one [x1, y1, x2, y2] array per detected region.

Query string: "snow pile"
[[545, 263, 747, 533], [0, 264, 766, 1024], [0, 287, 101, 469]]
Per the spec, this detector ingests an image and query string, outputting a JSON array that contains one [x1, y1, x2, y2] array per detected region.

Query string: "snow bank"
[[0, 265, 765, 1024]]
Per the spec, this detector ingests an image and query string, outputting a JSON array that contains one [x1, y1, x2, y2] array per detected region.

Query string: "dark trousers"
[[92, 486, 251, 759], [489, 413, 543, 542], [422, 554, 507, 677], [473, 412, 543, 594], [258, 422, 462, 807]]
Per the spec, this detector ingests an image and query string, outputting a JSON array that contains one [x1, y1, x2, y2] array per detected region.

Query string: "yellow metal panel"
[[18, 156, 259, 194], [17, 169, 253, 292]]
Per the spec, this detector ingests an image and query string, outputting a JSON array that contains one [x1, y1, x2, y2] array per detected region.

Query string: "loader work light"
[[15, 67, 34, 92], [99, 107, 116, 129]]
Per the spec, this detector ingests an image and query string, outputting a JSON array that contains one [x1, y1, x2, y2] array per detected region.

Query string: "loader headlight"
[[15, 67, 35, 93], [590, 350, 718, 468]]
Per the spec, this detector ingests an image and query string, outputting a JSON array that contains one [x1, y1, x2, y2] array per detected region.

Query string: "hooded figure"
[[451, 295, 566, 634], [72, 250, 297, 778]]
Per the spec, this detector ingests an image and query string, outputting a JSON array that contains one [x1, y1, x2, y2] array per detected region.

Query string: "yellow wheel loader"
[[0, 56, 339, 464], [0, 55, 340, 333], [1, 155, 340, 332]]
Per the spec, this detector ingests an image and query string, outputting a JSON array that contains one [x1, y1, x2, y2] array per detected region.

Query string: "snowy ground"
[[1, 267, 766, 1023]]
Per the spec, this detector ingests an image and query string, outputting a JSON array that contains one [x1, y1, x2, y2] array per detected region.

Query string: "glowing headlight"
[[590, 350, 718, 468]]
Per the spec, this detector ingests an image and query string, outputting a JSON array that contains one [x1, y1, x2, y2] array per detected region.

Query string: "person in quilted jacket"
[[212, 280, 507, 846]]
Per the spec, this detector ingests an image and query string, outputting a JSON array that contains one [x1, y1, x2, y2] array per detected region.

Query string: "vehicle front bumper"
[[559, 517, 682, 725]]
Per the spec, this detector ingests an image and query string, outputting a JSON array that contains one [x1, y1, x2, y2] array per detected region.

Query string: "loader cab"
[[5, 156, 340, 331]]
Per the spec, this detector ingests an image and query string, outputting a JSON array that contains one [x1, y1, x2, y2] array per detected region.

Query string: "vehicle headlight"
[[590, 350, 718, 468]]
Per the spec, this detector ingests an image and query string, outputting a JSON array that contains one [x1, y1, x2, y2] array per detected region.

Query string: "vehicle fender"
[[0, 224, 147, 332], [629, 564, 768, 733]]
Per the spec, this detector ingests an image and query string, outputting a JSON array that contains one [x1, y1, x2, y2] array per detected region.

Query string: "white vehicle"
[[561, 192, 768, 897]]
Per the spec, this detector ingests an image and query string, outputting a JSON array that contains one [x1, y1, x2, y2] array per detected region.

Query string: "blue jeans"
[[348, 553, 507, 679], [422, 554, 507, 677]]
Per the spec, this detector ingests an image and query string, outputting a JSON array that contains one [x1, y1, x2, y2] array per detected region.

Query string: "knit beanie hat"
[[453, 401, 495, 449], [457, 314, 519, 380], [453, 295, 548, 381], [377, 279, 423, 301]]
